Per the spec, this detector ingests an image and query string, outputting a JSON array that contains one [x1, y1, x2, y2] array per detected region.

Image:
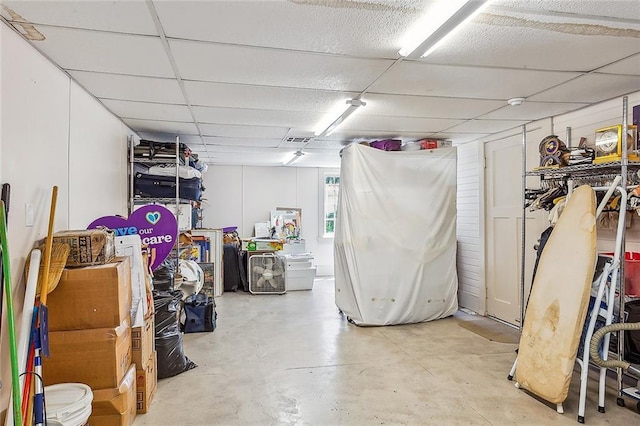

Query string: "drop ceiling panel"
[[492, 0, 640, 21], [426, 12, 640, 72], [370, 62, 579, 99], [597, 53, 640, 76], [192, 106, 321, 129], [340, 115, 465, 134], [322, 129, 436, 142], [169, 39, 394, 91], [199, 123, 289, 139], [136, 132, 203, 145], [69, 71, 184, 104], [479, 101, 589, 120], [100, 99, 192, 122], [429, 133, 490, 144], [154, 0, 428, 58], [529, 74, 640, 103], [25, 26, 174, 77], [123, 119, 199, 135], [202, 137, 281, 148], [361, 93, 505, 119], [1, 1, 158, 35], [184, 80, 358, 111], [446, 119, 530, 134], [305, 139, 350, 150]]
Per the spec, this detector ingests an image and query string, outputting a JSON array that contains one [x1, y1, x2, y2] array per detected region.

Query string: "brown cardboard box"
[[43, 322, 132, 389], [132, 314, 154, 370], [47, 257, 132, 331], [136, 351, 157, 414], [90, 364, 137, 426], [54, 228, 115, 266]]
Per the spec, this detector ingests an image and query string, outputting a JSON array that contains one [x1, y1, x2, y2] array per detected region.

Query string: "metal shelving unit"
[[520, 96, 640, 418], [128, 136, 184, 268]]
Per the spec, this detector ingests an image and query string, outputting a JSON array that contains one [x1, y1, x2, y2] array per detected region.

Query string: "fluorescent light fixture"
[[284, 150, 305, 166], [315, 99, 367, 138], [399, 0, 491, 59]]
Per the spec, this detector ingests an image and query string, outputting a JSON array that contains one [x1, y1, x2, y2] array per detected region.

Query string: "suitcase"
[[135, 172, 202, 201]]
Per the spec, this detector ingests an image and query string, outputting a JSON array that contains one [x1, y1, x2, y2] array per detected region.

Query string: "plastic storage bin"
[[602, 251, 640, 297], [286, 268, 317, 291]]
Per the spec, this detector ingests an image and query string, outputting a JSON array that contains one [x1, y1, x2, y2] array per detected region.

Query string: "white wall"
[[0, 22, 134, 412], [201, 165, 335, 275]]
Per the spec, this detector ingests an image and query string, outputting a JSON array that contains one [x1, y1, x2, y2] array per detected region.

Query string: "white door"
[[484, 137, 538, 325]]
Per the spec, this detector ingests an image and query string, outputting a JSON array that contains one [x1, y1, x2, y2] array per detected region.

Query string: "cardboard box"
[[90, 364, 137, 426], [43, 322, 132, 389], [136, 351, 157, 414], [54, 228, 115, 266], [200, 262, 215, 298], [47, 257, 132, 331], [132, 315, 154, 370], [241, 239, 283, 251]]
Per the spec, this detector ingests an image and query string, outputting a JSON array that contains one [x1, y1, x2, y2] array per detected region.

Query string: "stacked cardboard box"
[[132, 314, 157, 413], [42, 257, 138, 426]]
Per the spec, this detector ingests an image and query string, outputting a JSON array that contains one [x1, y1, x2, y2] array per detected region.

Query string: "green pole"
[[0, 201, 23, 426]]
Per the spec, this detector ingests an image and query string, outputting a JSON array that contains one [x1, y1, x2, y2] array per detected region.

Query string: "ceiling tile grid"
[[2, 0, 639, 165], [69, 71, 185, 104], [168, 39, 395, 91]]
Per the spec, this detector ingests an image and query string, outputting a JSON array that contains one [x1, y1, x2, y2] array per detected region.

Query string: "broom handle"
[[40, 186, 57, 306], [0, 201, 23, 426]]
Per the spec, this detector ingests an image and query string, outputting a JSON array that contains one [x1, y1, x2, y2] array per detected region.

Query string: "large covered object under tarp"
[[334, 144, 458, 326]]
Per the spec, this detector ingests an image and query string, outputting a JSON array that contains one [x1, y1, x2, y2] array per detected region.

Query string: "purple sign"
[[88, 205, 178, 271]]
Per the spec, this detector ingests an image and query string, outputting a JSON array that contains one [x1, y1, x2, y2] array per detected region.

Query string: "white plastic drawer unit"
[[285, 267, 317, 291], [283, 254, 314, 270]]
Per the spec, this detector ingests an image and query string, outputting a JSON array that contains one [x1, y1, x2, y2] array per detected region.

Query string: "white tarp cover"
[[334, 144, 458, 326]]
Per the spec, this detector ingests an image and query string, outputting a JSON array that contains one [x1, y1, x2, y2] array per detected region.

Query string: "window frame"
[[319, 168, 341, 239]]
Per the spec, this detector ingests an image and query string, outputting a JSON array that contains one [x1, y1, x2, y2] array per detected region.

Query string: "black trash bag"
[[223, 244, 242, 292], [153, 290, 197, 379], [153, 258, 175, 291]]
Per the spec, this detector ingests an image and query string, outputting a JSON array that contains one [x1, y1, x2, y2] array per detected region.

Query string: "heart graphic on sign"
[[146, 211, 161, 225], [87, 205, 178, 271]]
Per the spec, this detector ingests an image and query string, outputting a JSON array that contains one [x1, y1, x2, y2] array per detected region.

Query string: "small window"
[[322, 173, 340, 237]]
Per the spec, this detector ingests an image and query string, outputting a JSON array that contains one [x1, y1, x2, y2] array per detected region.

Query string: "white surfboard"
[[516, 184, 597, 404]]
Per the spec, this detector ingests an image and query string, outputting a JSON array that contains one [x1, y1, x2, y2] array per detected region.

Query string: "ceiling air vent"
[[284, 137, 313, 144]]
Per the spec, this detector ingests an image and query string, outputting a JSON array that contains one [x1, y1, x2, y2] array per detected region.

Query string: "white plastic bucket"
[[44, 383, 93, 426]]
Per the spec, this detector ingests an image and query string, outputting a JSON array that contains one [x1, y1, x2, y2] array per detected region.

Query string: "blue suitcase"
[[134, 172, 202, 201]]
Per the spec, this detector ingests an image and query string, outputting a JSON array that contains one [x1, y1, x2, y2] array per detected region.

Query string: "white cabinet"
[[281, 254, 316, 290]]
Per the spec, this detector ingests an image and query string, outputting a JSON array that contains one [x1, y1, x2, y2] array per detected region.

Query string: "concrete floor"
[[135, 278, 640, 425]]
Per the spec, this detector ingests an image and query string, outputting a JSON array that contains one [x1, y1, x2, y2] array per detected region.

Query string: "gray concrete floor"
[[135, 278, 640, 425]]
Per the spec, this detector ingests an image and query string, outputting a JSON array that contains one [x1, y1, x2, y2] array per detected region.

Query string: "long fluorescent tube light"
[[316, 99, 366, 138], [399, 0, 490, 59]]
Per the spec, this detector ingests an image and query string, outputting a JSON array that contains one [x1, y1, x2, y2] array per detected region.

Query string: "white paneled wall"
[[0, 22, 135, 409], [201, 165, 335, 275], [455, 141, 485, 314]]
